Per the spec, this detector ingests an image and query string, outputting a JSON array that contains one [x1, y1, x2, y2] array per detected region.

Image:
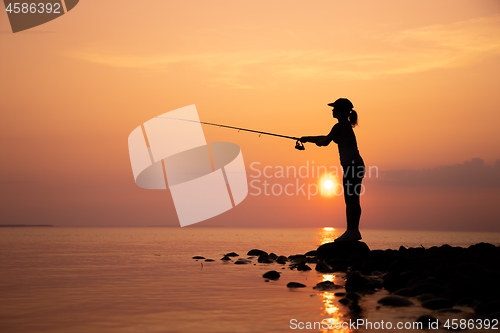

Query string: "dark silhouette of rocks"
[[338, 298, 350, 305], [393, 288, 411, 297], [195, 242, 500, 318], [288, 254, 307, 264], [421, 298, 453, 310], [257, 254, 274, 263], [204, 259, 215, 262], [475, 300, 500, 316], [313, 281, 343, 291], [315, 261, 334, 273], [316, 241, 370, 260], [247, 249, 267, 256], [416, 293, 434, 302], [416, 314, 438, 329], [234, 258, 251, 265], [296, 263, 312, 271], [345, 292, 361, 302], [262, 270, 280, 280], [268, 253, 278, 260], [225, 252, 239, 257], [276, 256, 288, 264], [377, 296, 413, 307], [345, 272, 369, 292]]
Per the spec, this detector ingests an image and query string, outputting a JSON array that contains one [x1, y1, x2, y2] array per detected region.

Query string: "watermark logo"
[[249, 161, 378, 199], [3, 0, 79, 33], [128, 105, 248, 227]]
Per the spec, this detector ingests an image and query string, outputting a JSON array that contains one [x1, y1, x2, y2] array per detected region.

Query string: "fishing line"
[[155, 116, 306, 150]]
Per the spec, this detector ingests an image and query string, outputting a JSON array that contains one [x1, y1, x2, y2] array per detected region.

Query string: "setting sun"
[[323, 227, 334, 231]]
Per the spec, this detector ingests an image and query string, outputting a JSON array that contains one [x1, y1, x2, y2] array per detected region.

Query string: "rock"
[[345, 273, 369, 292], [348, 303, 363, 316], [257, 254, 274, 263], [234, 258, 251, 265], [296, 263, 312, 271], [192, 256, 205, 259], [247, 249, 267, 256], [393, 288, 411, 297], [315, 261, 334, 273], [416, 315, 438, 329], [268, 253, 278, 260], [204, 259, 215, 262], [409, 282, 444, 297], [437, 308, 462, 313], [276, 256, 288, 264], [305, 250, 317, 256], [221, 255, 232, 261], [316, 241, 370, 260], [287, 282, 307, 288], [488, 312, 500, 321], [474, 300, 500, 316], [262, 270, 280, 280], [338, 298, 350, 305], [334, 292, 346, 297], [345, 292, 361, 302], [326, 259, 351, 272], [225, 252, 239, 257], [288, 254, 306, 264], [421, 299, 454, 310], [377, 296, 413, 307], [468, 242, 496, 252], [455, 297, 474, 306], [382, 272, 407, 293], [313, 281, 343, 291], [416, 293, 435, 302]]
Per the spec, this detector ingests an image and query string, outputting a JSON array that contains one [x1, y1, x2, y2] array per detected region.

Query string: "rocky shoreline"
[[193, 241, 500, 328]]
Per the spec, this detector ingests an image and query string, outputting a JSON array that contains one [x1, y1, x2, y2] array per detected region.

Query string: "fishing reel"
[[295, 140, 305, 150]]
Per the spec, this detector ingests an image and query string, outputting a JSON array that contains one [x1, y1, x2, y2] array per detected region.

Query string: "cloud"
[[68, 15, 500, 87], [372, 158, 500, 188]]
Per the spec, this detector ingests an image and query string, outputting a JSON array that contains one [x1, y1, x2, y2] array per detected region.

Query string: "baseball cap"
[[328, 98, 353, 110]]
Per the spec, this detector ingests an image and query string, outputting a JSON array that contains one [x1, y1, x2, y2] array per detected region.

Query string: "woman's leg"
[[335, 166, 364, 241], [346, 198, 361, 231]]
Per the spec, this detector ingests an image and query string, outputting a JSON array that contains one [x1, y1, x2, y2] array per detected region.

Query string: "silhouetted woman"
[[300, 98, 365, 242]]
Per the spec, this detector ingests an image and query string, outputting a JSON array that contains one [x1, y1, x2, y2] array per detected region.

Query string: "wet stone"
[[377, 296, 414, 307], [296, 263, 312, 271], [234, 259, 251, 265], [262, 270, 281, 280], [313, 281, 342, 291], [421, 299, 454, 310], [247, 249, 267, 256]]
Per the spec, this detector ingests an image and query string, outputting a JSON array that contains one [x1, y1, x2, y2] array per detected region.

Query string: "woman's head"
[[328, 98, 358, 127]]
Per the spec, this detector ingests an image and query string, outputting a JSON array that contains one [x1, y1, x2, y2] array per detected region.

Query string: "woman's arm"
[[300, 124, 339, 147]]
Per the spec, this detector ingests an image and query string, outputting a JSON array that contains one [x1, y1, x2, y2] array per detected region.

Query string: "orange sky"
[[1, 0, 499, 230]]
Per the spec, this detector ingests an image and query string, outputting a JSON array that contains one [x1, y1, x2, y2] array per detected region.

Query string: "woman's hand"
[[299, 136, 310, 143]]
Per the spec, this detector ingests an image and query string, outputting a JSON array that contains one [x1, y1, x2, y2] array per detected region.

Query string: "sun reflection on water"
[[319, 289, 354, 333], [319, 227, 340, 244]]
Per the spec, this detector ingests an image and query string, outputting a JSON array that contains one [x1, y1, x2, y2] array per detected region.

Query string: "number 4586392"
[[5, 2, 61, 14]]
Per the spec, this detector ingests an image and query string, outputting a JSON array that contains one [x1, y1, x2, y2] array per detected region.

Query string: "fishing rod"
[[155, 116, 306, 150]]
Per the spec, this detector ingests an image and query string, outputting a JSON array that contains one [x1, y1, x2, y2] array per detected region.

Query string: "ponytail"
[[349, 109, 358, 128]]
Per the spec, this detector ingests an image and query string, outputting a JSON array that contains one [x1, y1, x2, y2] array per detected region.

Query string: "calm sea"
[[1, 228, 499, 333]]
